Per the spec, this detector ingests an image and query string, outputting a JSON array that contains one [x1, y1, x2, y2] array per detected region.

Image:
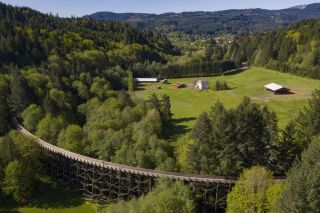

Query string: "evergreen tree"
[[0, 78, 9, 135], [161, 94, 172, 126], [273, 122, 300, 174], [148, 93, 160, 111], [277, 138, 320, 213], [234, 97, 266, 169], [188, 112, 214, 174], [185, 98, 284, 176], [43, 93, 59, 116], [128, 71, 134, 92], [292, 89, 320, 149], [117, 91, 133, 109], [8, 72, 37, 114], [209, 102, 238, 176]]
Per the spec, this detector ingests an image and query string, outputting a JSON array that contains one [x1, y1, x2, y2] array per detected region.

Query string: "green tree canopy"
[[277, 138, 320, 213], [22, 104, 44, 133], [0, 76, 10, 135], [8, 72, 37, 115], [36, 115, 68, 145], [107, 180, 195, 213], [57, 124, 86, 154], [227, 166, 283, 213], [3, 160, 35, 203]]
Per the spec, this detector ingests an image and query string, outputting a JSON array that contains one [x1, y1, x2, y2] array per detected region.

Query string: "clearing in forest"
[[135, 67, 320, 135]]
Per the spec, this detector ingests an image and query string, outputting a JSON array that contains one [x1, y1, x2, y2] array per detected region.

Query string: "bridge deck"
[[13, 118, 237, 184]]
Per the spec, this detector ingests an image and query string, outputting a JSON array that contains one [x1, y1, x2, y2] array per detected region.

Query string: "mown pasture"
[[135, 67, 320, 134]]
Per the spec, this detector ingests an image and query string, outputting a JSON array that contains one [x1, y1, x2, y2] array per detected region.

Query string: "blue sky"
[[1, 0, 319, 17]]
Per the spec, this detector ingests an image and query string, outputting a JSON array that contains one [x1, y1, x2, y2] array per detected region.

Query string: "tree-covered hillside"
[[228, 19, 320, 78], [0, 2, 177, 71], [0, 2, 180, 206], [88, 3, 320, 35]]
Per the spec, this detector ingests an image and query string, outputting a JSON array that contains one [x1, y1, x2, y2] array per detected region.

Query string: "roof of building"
[[197, 80, 208, 84], [264, 83, 287, 91], [134, 78, 158, 82]]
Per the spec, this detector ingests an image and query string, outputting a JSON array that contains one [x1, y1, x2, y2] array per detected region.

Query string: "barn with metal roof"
[[264, 83, 290, 95]]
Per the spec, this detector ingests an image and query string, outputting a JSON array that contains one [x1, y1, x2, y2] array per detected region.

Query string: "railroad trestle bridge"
[[14, 118, 236, 210]]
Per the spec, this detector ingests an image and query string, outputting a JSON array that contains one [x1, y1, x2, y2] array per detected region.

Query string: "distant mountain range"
[[87, 3, 320, 35]]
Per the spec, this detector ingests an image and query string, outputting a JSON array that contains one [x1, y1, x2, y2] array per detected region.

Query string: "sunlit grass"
[[135, 67, 320, 132]]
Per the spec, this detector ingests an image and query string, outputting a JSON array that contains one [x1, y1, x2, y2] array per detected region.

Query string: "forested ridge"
[[88, 3, 320, 35], [228, 19, 320, 78], [1, 2, 320, 212], [0, 2, 235, 79], [0, 3, 176, 70]]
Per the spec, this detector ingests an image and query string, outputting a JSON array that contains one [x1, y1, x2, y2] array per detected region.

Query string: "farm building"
[[195, 80, 209, 90], [161, 79, 168, 84], [134, 78, 158, 83], [264, 83, 290, 94], [172, 83, 186, 89]]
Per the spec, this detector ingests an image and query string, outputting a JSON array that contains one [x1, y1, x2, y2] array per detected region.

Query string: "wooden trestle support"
[[44, 151, 233, 210], [13, 118, 234, 211]]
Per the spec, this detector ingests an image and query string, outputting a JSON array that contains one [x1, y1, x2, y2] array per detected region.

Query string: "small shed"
[[195, 80, 209, 90], [134, 78, 158, 83], [264, 83, 290, 95], [161, 79, 168, 84], [172, 83, 186, 89]]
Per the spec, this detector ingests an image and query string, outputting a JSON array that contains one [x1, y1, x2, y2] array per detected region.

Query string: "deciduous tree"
[[22, 104, 44, 133], [227, 166, 283, 213]]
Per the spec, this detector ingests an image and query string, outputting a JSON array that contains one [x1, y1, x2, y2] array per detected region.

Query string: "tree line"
[[130, 60, 236, 79], [227, 19, 320, 79]]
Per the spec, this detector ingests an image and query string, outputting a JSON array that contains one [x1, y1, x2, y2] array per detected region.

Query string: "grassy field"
[[14, 204, 97, 213], [135, 67, 320, 134], [0, 178, 106, 213]]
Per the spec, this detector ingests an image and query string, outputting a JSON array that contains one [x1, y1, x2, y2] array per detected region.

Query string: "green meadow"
[[0, 178, 104, 213], [135, 67, 320, 133]]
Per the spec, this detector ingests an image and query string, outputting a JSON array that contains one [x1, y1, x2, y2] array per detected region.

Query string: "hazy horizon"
[[1, 0, 319, 17]]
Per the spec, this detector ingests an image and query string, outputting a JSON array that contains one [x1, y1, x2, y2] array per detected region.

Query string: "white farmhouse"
[[196, 80, 209, 90]]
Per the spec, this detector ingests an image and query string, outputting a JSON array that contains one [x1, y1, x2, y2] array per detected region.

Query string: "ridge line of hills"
[[87, 3, 320, 35]]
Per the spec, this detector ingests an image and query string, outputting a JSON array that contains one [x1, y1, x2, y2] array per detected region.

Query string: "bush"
[[214, 80, 229, 91]]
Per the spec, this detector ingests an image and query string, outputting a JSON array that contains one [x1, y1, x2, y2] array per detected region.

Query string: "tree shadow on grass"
[[167, 117, 196, 139], [0, 199, 21, 213], [223, 67, 248, 76], [30, 178, 84, 209], [0, 177, 91, 212], [134, 84, 147, 91], [212, 86, 237, 92]]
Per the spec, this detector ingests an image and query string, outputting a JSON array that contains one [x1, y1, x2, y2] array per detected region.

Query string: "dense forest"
[[0, 3, 233, 209], [0, 2, 178, 206], [1, 2, 320, 213], [89, 3, 320, 35], [228, 19, 320, 78]]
